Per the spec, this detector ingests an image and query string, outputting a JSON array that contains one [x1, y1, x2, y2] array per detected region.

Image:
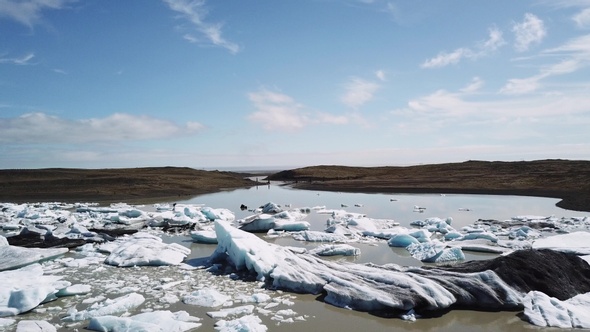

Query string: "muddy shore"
[[1, 160, 589, 212]]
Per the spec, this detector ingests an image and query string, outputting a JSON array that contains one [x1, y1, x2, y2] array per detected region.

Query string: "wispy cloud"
[[0, 112, 204, 144], [0, 52, 35, 65], [0, 0, 73, 28], [248, 88, 365, 131], [501, 34, 590, 94], [163, 0, 239, 54], [375, 69, 386, 81], [422, 26, 505, 68], [402, 78, 590, 119], [247, 89, 308, 131], [573, 8, 590, 28], [341, 77, 380, 108], [512, 13, 547, 52]]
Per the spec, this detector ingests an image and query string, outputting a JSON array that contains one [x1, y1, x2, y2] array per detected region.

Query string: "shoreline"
[[1, 160, 589, 212]]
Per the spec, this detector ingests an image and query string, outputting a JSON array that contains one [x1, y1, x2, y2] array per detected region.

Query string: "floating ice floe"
[[0, 264, 71, 317], [190, 230, 218, 244], [182, 288, 230, 307], [63, 293, 145, 322], [87, 310, 202, 332], [16, 320, 56, 332], [0, 239, 68, 271], [100, 232, 190, 267], [407, 240, 465, 263], [214, 314, 267, 332], [309, 244, 360, 256], [532, 231, 590, 255]]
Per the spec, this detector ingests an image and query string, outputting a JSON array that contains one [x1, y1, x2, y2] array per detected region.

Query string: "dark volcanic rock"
[[434, 249, 590, 301]]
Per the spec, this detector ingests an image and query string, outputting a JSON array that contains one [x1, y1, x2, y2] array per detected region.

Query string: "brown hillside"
[[0, 167, 258, 204], [267, 160, 590, 212]]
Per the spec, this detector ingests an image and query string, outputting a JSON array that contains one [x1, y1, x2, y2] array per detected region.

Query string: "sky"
[[1, 0, 590, 170]]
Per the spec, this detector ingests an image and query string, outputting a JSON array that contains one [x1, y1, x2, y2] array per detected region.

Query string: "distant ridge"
[[267, 159, 590, 212]]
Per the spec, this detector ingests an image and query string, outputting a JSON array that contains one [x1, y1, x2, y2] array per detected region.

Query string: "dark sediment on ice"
[[433, 249, 590, 301]]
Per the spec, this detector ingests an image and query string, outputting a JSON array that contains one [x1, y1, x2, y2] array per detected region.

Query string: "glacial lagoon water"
[[4, 181, 590, 331]]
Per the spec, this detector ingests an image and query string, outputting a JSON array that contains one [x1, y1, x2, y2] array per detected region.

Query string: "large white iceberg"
[[0, 243, 68, 272], [0, 264, 70, 317], [532, 231, 590, 255], [100, 232, 190, 267], [210, 221, 522, 314], [87, 310, 201, 331]]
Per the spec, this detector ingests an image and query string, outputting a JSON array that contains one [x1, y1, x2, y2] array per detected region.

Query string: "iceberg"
[[210, 221, 527, 314], [101, 232, 190, 267], [0, 245, 68, 272], [63, 293, 145, 322], [308, 244, 360, 256], [407, 241, 465, 263], [15, 320, 56, 331], [523, 291, 590, 328], [183, 288, 230, 307], [0, 264, 70, 317], [87, 310, 201, 332], [214, 314, 267, 332], [532, 231, 590, 255]]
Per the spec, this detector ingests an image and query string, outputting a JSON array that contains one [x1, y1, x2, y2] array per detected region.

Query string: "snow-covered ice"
[[100, 232, 190, 267], [87, 310, 202, 331], [523, 291, 590, 328]]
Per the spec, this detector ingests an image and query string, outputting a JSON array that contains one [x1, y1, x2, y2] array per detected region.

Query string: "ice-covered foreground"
[[2, 200, 590, 331]]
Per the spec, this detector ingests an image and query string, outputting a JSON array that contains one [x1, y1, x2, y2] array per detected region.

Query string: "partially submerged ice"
[[210, 220, 590, 318]]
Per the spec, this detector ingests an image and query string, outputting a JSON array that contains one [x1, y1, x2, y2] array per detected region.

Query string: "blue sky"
[[1, 0, 589, 170]]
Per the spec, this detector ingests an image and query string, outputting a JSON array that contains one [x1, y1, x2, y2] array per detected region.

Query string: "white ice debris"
[[214, 314, 267, 332], [406, 240, 465, 263], [101, 232, 190, 267], [16, 320, 56, 332], [0, 245, 68, 272], [183, 288, 230, 307], [309, 244, 360, 256], [532, 231, 590, 255], [190, 230, 218, 244], [63, 293, 145, 322], [523, 291, 590, 328], [0, 264, 71, 317], [87, 310, 202, 332]]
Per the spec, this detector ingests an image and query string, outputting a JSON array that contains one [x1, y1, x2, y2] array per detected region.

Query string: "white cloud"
[[460, 77, 484, 93], [501, 34, 590, 95], [0, 0, 73, 27], [247, 89, 308, 131], [375, 69, 386, 81], [248, 88, 367, 131], [404, 82, 590, 119], [573, 7, 590, 28], [0, 52, 35, 65], [422, 26, 504, 68], [341, 77, 380, 108], [0, 112, 204, 144], [163, 0, 239, 54], [513, 13, 547, 52]]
